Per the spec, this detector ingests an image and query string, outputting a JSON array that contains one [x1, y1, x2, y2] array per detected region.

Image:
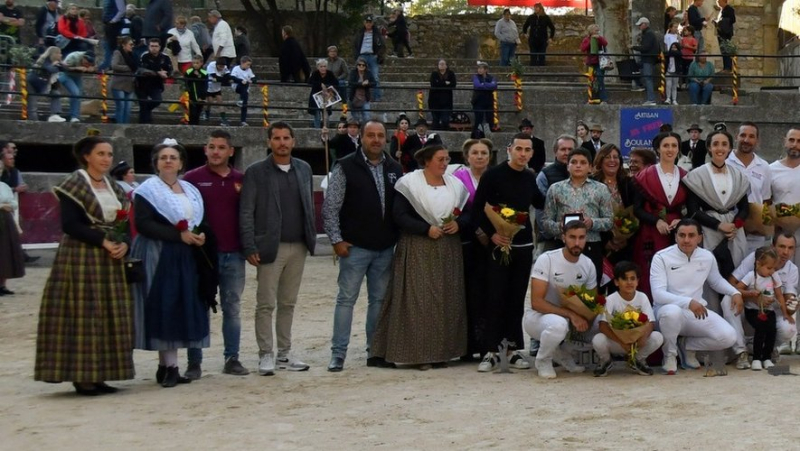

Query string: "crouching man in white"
[[592, 261, 663, 377], [523, 220, 596, 379], [725, 232, 798, 369], [650, 219, 740, 375]]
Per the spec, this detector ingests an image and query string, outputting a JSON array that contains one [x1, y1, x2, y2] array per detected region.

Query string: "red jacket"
[[580, 35, 608, 66], [57, 15, 87, 39]]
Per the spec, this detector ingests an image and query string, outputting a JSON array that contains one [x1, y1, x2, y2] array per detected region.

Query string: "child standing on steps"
[[184, 55, 208, 125], [733, 246, 795, 371], [205, 58, 231, 126], [665, 42, 681, 105], [230, 56, 257, 127]]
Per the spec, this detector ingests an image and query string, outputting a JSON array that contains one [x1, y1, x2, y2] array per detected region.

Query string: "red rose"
[[638, 313, 648, 323], [757, 312, 768, 321], [614, 219, 623, 227], [492, 205, 501, 213], [175, 219, 189, 231], [596, 294, 606, 306], [515, 212, 527, 225], [115, 209, 128, 222]]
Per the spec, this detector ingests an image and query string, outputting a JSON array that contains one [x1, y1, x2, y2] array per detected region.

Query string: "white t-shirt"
[[733, 251, 798, 296], [206, 60, 230, 93], [739, 270, 782, 310], [530, 248, 596, 308], [231, 65, 255, 90], [770, 160, 800, 205], [727, 152, 771, 204], [599, 291, 655, 324]]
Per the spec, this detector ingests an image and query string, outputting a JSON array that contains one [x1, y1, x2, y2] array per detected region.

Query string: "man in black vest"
[[680, 124, 707, 169], [323, 120, 403, 372], [580, 123, 605, 162], [519, 118, 546, 173]]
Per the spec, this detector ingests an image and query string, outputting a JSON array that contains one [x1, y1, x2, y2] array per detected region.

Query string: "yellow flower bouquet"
[[610, 206, 640, 248], [560, 285, 606, 321], [774, 202, 800, 234], [484, 203, 528, 265], [609, 307, 650, 365], [743, 202, 775, 236]]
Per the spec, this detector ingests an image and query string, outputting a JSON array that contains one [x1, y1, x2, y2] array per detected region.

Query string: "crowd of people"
[[22, 116, 800, 395]]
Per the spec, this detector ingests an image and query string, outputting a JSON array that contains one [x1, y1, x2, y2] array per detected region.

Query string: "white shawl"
[[395, 170, 468, 227], [133, 176, 204, 229]]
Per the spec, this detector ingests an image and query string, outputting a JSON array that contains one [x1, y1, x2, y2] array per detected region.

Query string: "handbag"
[[676, 151, 693, 172], [599, 47, 614, 70], [124, 258, 145, 284]]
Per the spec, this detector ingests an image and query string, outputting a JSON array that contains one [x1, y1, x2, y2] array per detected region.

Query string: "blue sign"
[[619, 108, 673, 157]]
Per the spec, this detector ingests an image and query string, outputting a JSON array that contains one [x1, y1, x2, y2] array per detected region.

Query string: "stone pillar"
[[762, 0, 782, 86]]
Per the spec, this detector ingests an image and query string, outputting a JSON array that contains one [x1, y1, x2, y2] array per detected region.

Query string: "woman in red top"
[[580, 24, 608, 103], [57, 4, 91, 56], [391, 113, 411, 170]]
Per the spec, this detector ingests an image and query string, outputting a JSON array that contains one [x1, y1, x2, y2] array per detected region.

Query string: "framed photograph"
[[312, 86, 342, 109], [563, 213, 584, 227]]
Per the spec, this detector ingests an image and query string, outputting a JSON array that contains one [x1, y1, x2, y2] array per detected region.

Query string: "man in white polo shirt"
[[725, 232, 799, 365], [727, 121, 771, 254], [650, 218, 740, 375], [771, 126, 800, 269], [523, 220, 596, 379]]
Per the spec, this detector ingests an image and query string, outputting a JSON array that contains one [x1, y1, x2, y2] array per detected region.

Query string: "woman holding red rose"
[[130, 142, 213, 388], [35, 136, 134, 396], [372, 145, 470, 369]]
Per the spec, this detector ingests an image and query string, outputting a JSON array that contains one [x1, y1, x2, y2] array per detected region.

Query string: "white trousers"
[[523, 310, 597, 361], [722, 295, 798, 351], [656, 304, 737, 357], [592, 331, 664, 362], [777, 316, 797, 346]]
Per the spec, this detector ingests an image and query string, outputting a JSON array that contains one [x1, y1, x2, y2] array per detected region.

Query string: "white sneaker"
[[663, 355, 678, 375], [276, 354, 310, 371], [509, 351, 531, 369], [477, 352, 498, 372], [763, 359, 775, 369], [735, 352, 751, 370], [70, 117, 80, 123], [643, 101, 657, 106], [534, 358, 556, 379], [778, 343, 792, 355], [678, 337, 700, 369], [553, 348, 585, 373], [47, 114, 66, 122], [258, 353, 275, 376], [751, 360, 763, 371], [672, 100, 679, 105]]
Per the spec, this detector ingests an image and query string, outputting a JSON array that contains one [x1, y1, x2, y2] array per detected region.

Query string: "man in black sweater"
[[519, 118, 546, 172], [136, 38, 172, 124], [522, 3, 555, 66]]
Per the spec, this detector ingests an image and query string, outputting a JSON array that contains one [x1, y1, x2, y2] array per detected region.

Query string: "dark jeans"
[[745, 309, 777, 361], [473, 108, 491, 133], [137, 88, 163, 123], [481, 245, 533, 353], [529, 38, 548, 66], [236, 84, 249, 123], [392, 33, 412, 57], [189, 100, 203, 125], [718, 37, 732, 71], [431, 110, 450, 130], [581, 241, 604, 289]]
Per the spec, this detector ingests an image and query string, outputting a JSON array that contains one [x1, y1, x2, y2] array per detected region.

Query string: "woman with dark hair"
[[35, 136, 133, 396], [682, 129, 749, 279], [452, 138, 493, 359], [592, 143, 636, 265], [628, 147, 657, 176], [632, 131, 688, 297], [347, 57, 377, 125], [111, 36, 137, 124], [131, 141, 214, 388], [372, 145, 469, 369], [0, 157, 24, 295], [111, 160, 139, 194], [428, 59, 456, 131], [576, 121, 589, 143], [390, 114, 410, 165]]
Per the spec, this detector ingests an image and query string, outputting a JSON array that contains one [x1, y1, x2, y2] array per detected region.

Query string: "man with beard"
[[771, 127, 800, 269], [0, 0, 25, 44], [727, 122, 771, 254], [524, 220, 595, 379]]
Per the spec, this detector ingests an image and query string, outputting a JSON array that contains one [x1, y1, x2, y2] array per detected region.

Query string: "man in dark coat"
[[580, 123, 605, 162], [279, 25, 310, 83], [325, 117, 361, 164], [715, 0, 736, 71], [352, 15, 385, 101], [681, 124, 708, 169], [522, 3, 555, 66], [519, 118, 546, 173], [400, 118, 443, 172], [142, 0, 172, 46]]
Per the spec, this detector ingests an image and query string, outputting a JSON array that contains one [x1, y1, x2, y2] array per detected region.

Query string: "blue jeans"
[[499, 42, 517, 66], [641, 62, 656, 102], [694, 30, 705, 57], [112, 89, 133, 124], [57, 72, 82, 120], [330, 245, 394, 359], [688, 81, 713, 104], [358, 53, 381, 101], [188, 252, 246, 364], [591, 64, 608, 102]]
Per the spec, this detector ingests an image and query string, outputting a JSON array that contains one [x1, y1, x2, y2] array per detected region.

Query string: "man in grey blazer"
[[240, 122, 316, 376]]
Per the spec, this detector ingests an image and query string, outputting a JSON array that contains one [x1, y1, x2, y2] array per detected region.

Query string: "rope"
[[261, 84, 269, 127], [416, 90, 424, 118], [100, 73, 109, 123], [17, 67, 26, 120], [512, 75, 522, 111], [732, 56, 739, 105], [659, 51, 666, 100], [492, 90, 499, 130]]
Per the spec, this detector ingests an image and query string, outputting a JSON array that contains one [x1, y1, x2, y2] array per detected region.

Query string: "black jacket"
[[681, 139, 707, 169], [329, 133, 360, 163], [580, 139, 605, 162], [337, 150, 403, 251], [716, 5, 736, 40], [353, 28, 385, 58], [136, 51, 172, 92], [522, 14, 555, 43], [279, 37, 310, 82], [400, 133, 443, 172], [142, 0, 172, 38], [526, 135, 547, 173], [184, 67, 208, 102], [428, 69, 457, 111], [632, 27, 659, 64], [307, 70, 339, 114]]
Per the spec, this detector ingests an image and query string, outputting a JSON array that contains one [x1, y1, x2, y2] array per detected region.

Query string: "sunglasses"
[[357, 63, 366, 66]]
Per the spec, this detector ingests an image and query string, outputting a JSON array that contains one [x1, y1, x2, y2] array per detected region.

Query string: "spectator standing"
[[183, 130, 249, 378], [494, 9, 520, 67], [233, 26, 250, 65], [687, 51, 715, 105], [387, 8, 413, 58], [279, 25, 310, 83], [687, 0, 709, 53], [126, 5, 145, 57], [190, 16, 212, 62], [307, 59, 339, 129], [323, 120, 403, 372], [326, 45, 349, 88], [99, 0, 126, 71], [135, 38, 171, 124], [58, 51, 94, 123], [35, 0, 59, 48], [230, 56, 256, 126], [0, 0, 25, 44], [208, 10, 235, 67], [714, 0, 735, 71], [390, 114, 410, 165], [522, 3, 555, 66], [353, 15, 384, 101], [580, 24, 609, 104], [347, 57, 376, 125], [240, 122, 316, 376], [110, 36, 137, 124], [204, 58, 231, 125], [664, 42, 681, 105], [471, 61, 497, 137], [166, 16, 201, 74], [428, 59, 456, 131], [26, 46, 66, 122], [680, 28, 698, 84], [664, 21, 680, 51], [142, 0, 172, 45], [184, 55, 208, 126], [631, 17, 659, 106]]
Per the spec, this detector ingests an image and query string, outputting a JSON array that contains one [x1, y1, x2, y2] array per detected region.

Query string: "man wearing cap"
[[519, 119, 546, 173], [208, 10, 235, 67], [727, 122, 772, 254], [400, 118, 442, 172], [631, 17, 659, 106], [579, 124, 605, 162], [353, 15, 384, 101], [326, 45, 349, 88], [58, 51, 95, 123], [324, 117, 361, 165], [494, 8, 520, 67], [680, 124, 708, 169]]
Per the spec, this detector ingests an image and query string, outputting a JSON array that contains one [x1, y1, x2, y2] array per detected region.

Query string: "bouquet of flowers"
[[560, 284, 605, 321], [775, 202, 800, 234], [744, 202, 775, 236], [484, 204, 528, 265], [441, 207, 461, 225], [609, 206, 639, 249], [609, 307, 650, 366], [107, 209, 129, 243]]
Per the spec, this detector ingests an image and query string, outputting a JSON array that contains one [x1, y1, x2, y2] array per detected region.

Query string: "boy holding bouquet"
[[593, 261, 663, 376]]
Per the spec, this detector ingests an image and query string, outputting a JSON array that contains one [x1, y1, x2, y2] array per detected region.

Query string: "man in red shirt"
[[183, 129, 248, 378]]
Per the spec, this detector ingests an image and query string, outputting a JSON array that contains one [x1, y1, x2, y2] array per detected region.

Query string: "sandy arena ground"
[[2, 252, 800, 450]]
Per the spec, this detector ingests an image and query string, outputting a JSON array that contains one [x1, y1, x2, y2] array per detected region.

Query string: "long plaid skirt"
[[34, 235, 135, 382]]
